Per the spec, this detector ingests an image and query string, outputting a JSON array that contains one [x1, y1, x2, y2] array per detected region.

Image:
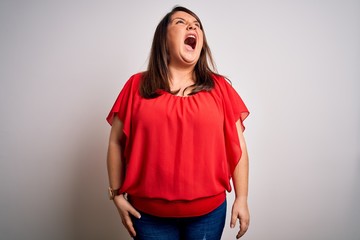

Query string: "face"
[[166, 11, 204, 67]]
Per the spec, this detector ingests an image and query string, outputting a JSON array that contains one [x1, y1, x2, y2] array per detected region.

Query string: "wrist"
[[235, 195, 248, 202], [108, 187, 122, 200], [114, 193, 127, 200]]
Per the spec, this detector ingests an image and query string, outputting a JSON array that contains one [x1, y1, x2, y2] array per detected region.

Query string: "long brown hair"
[[140, 6, 219, 98]]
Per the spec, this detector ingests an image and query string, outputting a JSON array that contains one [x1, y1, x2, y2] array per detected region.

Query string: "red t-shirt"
[[107, 73, 249, 217]]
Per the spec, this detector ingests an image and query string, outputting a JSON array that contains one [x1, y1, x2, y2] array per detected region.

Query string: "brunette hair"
[[140, 6, 218, 98]]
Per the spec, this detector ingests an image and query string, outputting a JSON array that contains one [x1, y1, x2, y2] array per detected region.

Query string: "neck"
[[168, 65, 195, 84]]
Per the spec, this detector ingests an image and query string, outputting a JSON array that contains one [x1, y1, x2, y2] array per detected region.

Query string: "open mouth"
[[184, 35, 197, 50]]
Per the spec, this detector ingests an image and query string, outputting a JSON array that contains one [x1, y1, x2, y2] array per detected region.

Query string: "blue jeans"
[[131, 200, 226, 240]]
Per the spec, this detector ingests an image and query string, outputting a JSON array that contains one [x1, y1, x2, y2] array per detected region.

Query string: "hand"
[[230, 197, 250, 239], [113, 194, 141, 238]]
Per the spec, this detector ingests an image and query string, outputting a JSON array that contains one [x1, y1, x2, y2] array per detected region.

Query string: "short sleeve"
[[222, 79, 249, 130], [106, 74, 139, 137], [215, 75, 250, 179]]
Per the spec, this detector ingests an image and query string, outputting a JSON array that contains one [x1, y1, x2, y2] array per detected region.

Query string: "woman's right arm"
[[107, 115, 141, 238]]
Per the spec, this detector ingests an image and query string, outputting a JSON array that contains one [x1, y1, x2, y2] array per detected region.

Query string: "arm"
[[107, 116, 141, 238], [230, 119, 250, 239]]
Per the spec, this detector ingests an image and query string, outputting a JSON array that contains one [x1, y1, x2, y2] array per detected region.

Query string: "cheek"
[[166, 36, 176, 53], [198, 38, 204, 50], [197, 32, 204, 48], [167, 32, 181, 49], [167, 40, 179, 56]]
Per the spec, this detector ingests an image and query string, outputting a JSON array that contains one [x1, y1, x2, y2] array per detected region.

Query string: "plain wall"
[[0, 0, 359, 239]]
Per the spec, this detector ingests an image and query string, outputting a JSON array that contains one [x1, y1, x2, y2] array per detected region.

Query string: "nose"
[[187, 23, 197, 30]]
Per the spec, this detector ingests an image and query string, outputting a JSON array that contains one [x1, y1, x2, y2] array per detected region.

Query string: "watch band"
[[108, 187, 122, 200]]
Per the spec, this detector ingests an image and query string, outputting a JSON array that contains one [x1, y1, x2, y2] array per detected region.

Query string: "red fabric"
[[107, 73, 249, 217]]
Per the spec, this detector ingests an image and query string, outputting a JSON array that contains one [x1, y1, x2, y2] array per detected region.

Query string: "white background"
[[0, 0, 359, 239]]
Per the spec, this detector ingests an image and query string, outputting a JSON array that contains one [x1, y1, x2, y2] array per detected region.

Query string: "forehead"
[[170, 11, 199, 22]]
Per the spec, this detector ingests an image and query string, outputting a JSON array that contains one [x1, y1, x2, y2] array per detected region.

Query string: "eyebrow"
[[171, 17, 200, 25]]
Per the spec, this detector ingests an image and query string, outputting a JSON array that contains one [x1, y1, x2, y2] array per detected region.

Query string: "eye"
[[195, 23, 201, 28], [176, 20, 185, 24]]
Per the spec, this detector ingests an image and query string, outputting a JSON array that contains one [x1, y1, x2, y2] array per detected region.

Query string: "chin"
[[181, 53, 200, 64], [182, 57, 199, 65]]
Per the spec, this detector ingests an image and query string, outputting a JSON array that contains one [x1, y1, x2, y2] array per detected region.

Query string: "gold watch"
[[108, 187, 121, 200]]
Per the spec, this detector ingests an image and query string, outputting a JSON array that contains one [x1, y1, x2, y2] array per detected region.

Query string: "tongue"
[[184, 37, 196, 49]]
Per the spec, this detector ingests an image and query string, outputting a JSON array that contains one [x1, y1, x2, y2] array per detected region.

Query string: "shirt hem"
[[129, 192, 226, 217]]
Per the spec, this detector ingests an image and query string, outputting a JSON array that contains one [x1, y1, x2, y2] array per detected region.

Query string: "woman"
[[106, 6, 250, 240]]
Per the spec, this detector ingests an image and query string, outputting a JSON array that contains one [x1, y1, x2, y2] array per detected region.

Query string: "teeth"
[[188, 35, 196, 39]]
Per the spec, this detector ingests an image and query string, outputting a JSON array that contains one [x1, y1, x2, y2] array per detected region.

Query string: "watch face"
[[108, 187, 114, 200]]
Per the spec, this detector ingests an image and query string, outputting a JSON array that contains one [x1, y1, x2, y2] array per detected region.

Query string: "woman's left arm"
[[230, 119, 250, 239]]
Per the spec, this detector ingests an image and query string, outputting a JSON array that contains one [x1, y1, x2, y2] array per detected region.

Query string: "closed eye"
[[176, 19, 185, 24]]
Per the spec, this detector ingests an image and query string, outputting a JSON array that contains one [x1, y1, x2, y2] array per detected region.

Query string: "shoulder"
[[212, 73, 232, 90], [211, 74, 243, 100], [119, 72, 143, 93], [126, 72, 143, 86]]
